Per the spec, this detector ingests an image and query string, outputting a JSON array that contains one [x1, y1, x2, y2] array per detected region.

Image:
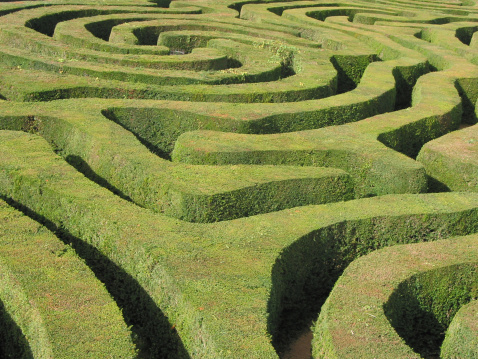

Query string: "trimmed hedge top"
[[0, 200, 136, 358], [0, 0, 478, 357], [312, 235, 478, 358]]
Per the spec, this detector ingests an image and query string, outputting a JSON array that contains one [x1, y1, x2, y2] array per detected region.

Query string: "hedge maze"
[[0, 0, 477, 358]]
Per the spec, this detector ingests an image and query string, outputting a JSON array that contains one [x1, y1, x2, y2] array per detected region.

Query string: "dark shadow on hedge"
[[267, 215, 478, 357], [65, 155, 135, 201], [384, 264, 477, 359], [267, 224, 348, 356], [0, 299, 34, 359], [330, 54, 380, 95], [101, 109, 173, 160], [26, 10, 117, 37], [0, 196, 191, 359], [426, 175, 451, 193]]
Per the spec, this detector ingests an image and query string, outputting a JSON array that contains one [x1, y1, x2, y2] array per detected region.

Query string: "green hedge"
[[385, 264, 477, 358], [171, 58, 465, 198], [1, 1, 478, 357], [0, 106, 354, 222], [417, 122, 478, 192], [0, 8, 344, 102], [172, 126, 428, 198], [391, 24, 478, 122], [0, 2, 426, 113], [312, 235, 478, 358], [173, 128, 427, 197], [0, 200, 136, 358], [0, 40, 337, 103], [1, 130, 478, 357], [441, 300, 478, 359], [377, 71, 462, 158]]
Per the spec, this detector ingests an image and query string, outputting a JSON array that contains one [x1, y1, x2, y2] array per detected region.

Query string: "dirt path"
[[280, 330, 313, 359]]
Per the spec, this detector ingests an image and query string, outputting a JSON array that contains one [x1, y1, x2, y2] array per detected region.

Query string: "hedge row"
[[312, 235, 478, 358], [441, 299, 478, 358], [0, 37, 286, 88], [0, 1, 423, 111], [417, 118, 478, 192], [1, 130, 478, 357], [0, 47, 385, 108], [0, 6, 349, 103], [33, 52, 421, 136], [0, 37, 340, 103], [386, 20, 478, 191], [0, 101, 354, 222], [0, 1, 477, 358], [8, 6, 185, 54], [171, 59, 463, 198], [254, 1, 478, 28], [0, 1, 431, 130], [390, 21, 478, 122], [0, 199, 136, 358]]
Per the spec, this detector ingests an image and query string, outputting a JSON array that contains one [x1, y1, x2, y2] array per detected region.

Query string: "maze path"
[[0, 0, 477, 358]]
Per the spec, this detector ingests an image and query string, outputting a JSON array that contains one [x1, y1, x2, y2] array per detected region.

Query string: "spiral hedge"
[[0, 0, 477, 358]]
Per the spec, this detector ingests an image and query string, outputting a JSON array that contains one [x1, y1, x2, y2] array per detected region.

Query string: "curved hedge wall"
[[0, 0, 477, 357]]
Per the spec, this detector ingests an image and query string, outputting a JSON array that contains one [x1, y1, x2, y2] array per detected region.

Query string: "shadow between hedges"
[[0, 196, 190, 359], [0, 299, 34, 359], [26, 1, 172, 38], [267, 213, 478, 356], [65, 155, 135, 201], [384, 263, 477, 358]]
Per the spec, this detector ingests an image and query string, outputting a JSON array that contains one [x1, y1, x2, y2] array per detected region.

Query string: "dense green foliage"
[[0, 0, 477, 358], [313, 236, 478, 358], [0, 200, 136, 358]]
